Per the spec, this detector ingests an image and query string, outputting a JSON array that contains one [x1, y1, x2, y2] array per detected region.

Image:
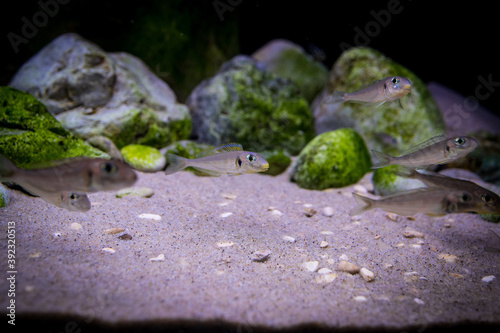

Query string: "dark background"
[[1, 0, 498, 114]]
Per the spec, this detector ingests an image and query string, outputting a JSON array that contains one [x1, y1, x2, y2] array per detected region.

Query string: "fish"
[[41, 191, 91, 212], [484, 229, 500, 254], [371, 135, 478, 169], [0, 154, 137, 194], [324, 76, 412, 107], [394, 169, 500, 214], [164, 143, 269, 176], [350, 187, 478, 216]]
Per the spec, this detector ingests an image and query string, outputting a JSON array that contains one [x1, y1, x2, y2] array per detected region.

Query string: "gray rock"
[[9, 33, 191, 149]]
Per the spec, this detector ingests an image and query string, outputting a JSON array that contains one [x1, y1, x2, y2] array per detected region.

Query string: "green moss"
[[260, 150, 292, 176], [0, 87, 108, 168], [290, 128, 372, 190], [0, 184, 10, 208], [371, 166, 426, 195], [120, 144, 165, 172]]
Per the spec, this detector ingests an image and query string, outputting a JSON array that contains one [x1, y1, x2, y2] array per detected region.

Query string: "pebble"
[[101, 247, 116, 254], [220, 212, 233, 218], [322, 206, 335, 217], [319, 241, 329, 248], [282, 236, 296, 243], [221, 193, 237, 200], [301, 261, 320, 272], [353, 296, 367, 302], [404, 230, 424, 238], [437, 253, 458, 264], [339, 254, 349, 261], [318, 268, 332, 274], [304, 207, 317, 217], [303, 203, 313, 208], [118, 234, 133, 240], [150, 254, 165, 262], [217, 241, 234, 248], [138, 213, 161, 221], [386, 213, 402, 222], [338, 260, 359, 274], [360, 267, 375, 282], [321, 231, 334, 235], [105, 227, 125, 235], [116, 187, 154, 198], [353, 184, 368, 193], [410, 244, 422, 249], [449, 273, 464, 279], [482, 275, 496, 283], [314, 273, 337, 283], [29, 252, 42, 258], [414, 298, 425, 305], [373, 234, 382, 240], [250, 250, 271, 262], [268, 207, 283, 216], [70, 223, 83, 230], [395, 243, 405, 248]]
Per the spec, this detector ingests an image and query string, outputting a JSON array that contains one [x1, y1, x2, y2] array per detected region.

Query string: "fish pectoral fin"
[[375, 100, 387, 108]]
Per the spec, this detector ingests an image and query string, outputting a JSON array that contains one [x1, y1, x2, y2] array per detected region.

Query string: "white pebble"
[[218, 201, 230, 206], [353, 296, 367, 302], [386, 213, 402, 222], [101, 247, 116, 254], [321, 230, 334, 235], [150, 254, 165, 262], [303, 203, 313, 208], [270, 209, 283, 216], [220, 212, 233, 218], [339, 254, 349, 261], [282, 236, 296, 243], [104, 227, 125, 235], [221, 193, 237, 200], [410, 244, 422, 249], [301, 261, 320, 272], [353, 184, 368, 193], [437, 253, 458, 263], [322, 206, 335, 217], [138, 213, 161, 221], [414, 298, 425, 305], [217, 241, 234, 248], [70, 223, 83, 230], [314, 273, 337, 283], [482, 275, 496, 283], [360, 267, 375, 282], [404, 230, 424, 238], [318, 267, 333, 274], [320, 241, 329, 248]]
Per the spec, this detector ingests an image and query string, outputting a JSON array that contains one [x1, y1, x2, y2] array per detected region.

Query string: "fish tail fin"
[[350, 192, 375, 216], [371, 150, 394, 169], [323, 91, 346, 104], [0, 154, 18, 179], [165, 154, 188, 175]]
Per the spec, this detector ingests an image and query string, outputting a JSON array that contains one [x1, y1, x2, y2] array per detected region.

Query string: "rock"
[[0, 184, 11, 208], [187, 55, 315, 156], [250, 250, 272, 262], [120, 144, 166, 172], [360, 267, 375, 282], [301, 261, 320, 272], [338, 260, 360, 274], [0, 87, 108, 168], [9, 33, 191, 149], [116, 187, 154, 198], [322, 207, 335, 217], [260, 150, 292, 176], [290, 128, 372, 190], [282, 236, 296, 243], [311, 47, 445, 155], [482, 275, 496, 283], [252, 39, 329, 102]]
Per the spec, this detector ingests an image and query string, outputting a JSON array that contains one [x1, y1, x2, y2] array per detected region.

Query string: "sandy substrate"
[[1, 167, 499, 332]]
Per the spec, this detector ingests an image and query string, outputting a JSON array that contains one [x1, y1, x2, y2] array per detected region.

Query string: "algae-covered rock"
[[9, 33, 191, 149], [187, 55, 315, 156], [312, 47, 445, 157], [120, 144, 166, 172], [260, 150, 292, 176], [252, 39, 329, 102], [290, 128, 371, 190], [0, 184, 11, 208], [0, 87, 107, 168]]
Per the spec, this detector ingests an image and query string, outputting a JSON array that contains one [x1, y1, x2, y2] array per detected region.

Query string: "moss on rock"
[[120, 144, 166, 172], [290, 128, 371, 190]]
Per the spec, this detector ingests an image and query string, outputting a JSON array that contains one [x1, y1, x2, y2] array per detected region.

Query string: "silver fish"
[[165, 143, 269, 176], [350, 187, 477, 216], [41, 191, 91, 212], [0, 154, 137, 194], [371, 135, 478, 169], [324, 76, 412, 107], [396, 169, 500, 214]]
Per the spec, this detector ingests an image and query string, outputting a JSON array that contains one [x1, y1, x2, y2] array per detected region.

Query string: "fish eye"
[[481, 194, 493, 203], [461, 193, 472, 202], [247, 154, 257, 162], [69, 193, 78, 200], [391, 77, 399, 84], [454, 137, 466, 145], [101, 162, 117, 174]]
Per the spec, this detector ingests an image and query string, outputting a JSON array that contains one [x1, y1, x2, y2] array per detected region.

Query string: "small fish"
[[41, 191, 91, 212], [350, 187, 477, 216], [484, 229, 500, 254], [324, 76, 412, 107], [165, 143, 269, 176], [395, 169, 500, 214], [0, 154, 137, 194], [371, 135, 478, 169]]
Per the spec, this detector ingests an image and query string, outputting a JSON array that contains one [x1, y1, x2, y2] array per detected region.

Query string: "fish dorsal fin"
[[195, 143, 243, 158], [398, 135, 447, 156]]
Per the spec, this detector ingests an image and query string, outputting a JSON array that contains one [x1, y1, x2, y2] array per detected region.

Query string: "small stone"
[[410, 244, 422, 249], [118, 234, 133, 240], [221, 193, 237, 200], [374, 234, 382, 240], [268, 208, 283, 216], [138, 213, 161, 221], [301, 261, 320, 272], [220, 212, 233, 218], [449, 273, 464, 279], [282, 236, 296, 243], [116, 187, 154, 198], [318, 267, 333, 274], [322, 206, 335, 217], [70, 222, 83, 230], [339, 254, 349, 261], [150, 254, 165, 262], [28, 252, 42, 258], [386, 213, 402, 222], [303, 203, 313, 208], [414, 298, 425, 305], [319, 241, 329, 248], [101, 247, 116, 254], [437, 253, 458, 264], [105, 227, 125, 235], [250, 250, 271, 262], [314, 273, 337, 283], [353, 296, 367, 302], [395, 243, 405, 248], [404, 230, 424, 238], [25, 285, 35, 292], [338, 260, 360, 274], [217, 241, 234, 248], [321, 230, 334, 235], [482, 275, 495, 283], [218, 202, 230, 206], [360, 267, 375, 282], [304, 207, 317, 217]]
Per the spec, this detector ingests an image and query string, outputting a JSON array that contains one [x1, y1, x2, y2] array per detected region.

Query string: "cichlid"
[[324, 76, 412, 107], [165, 143, 269, 176], [0, 154, 137, 194], [371, 135, 478, 169], [350, 187, 478, 216], [395, 169, 500, 214], [41, 191, 91, 212]]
